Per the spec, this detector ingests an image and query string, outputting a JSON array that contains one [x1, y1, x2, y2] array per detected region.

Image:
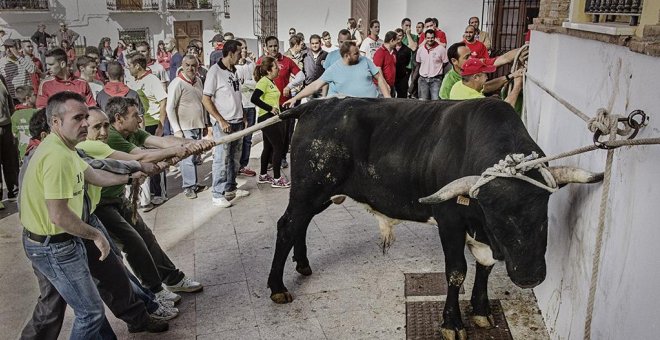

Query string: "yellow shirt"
[[20, 134, 89, 235], [76, 140, 116, 213], [449, 81, 485, 100], [254, 77, 281, 117]]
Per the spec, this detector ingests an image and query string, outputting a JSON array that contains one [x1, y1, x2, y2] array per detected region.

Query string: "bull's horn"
[[419, 176, 480, 204], [548, 167, 604, 185]]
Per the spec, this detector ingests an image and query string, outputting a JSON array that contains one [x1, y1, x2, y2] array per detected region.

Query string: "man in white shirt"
[[359, 20, 383, 60], [201, 40, 249, 208]]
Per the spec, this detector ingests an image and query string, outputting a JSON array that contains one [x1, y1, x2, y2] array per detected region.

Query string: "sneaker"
[[139, 203, 155, 212], [151, 196, 167, 205], [158, 299, 176, 308], [271, 177, 291, 188], [267, 163, 273, 171], [154, 288, 181, 304], [194, 184, 208, 193], [239, 167, 257, 177], [281, 159, 289, 168], [150, 304, 179, 321], [258, 173, 274, 184], [183, 188, 197, 199], [128, 316, 169, 333], [225, 189, 250, 200], [166, 276, 204, 293], [212, 196, 232, 208]]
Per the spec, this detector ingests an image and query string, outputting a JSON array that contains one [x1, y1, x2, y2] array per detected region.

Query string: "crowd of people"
[[0, 14, 530, 339]]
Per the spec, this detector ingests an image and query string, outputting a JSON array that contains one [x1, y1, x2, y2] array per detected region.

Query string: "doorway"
[[174, 20, 203, 63]]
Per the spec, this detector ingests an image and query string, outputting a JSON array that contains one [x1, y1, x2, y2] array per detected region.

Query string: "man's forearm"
[[47, 201, 102, 241], [483, 76, 508, 94], [85, 168, 130, 187], [159, 100, 167, 125]]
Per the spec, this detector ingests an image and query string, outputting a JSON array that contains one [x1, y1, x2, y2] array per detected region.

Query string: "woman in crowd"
[[156, 40, 171, 81], [60, 40, 76, 68], [250, 56, 290, 188], [98, 37, 113, 72], [114, 40, 126, 66]]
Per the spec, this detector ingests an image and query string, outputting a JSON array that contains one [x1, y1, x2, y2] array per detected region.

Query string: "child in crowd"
[[250, 56, 290, 188], [11, 85, 38, 161]]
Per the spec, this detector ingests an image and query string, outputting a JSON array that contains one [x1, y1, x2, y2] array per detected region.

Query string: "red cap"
[[461, 58, 497, 76]]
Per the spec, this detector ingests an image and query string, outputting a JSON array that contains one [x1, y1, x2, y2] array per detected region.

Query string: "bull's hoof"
[[270, 291, 294, 304], [471, 314, 495, 329], [441, 328, 467, 340], [295, 264, 313, 276]]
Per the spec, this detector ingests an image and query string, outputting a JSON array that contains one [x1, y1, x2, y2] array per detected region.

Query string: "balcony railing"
[[107, 0, 159, 11], [0, 0, 49, 11], [167, 0, 212, 10], [584, 0, 643, 26]]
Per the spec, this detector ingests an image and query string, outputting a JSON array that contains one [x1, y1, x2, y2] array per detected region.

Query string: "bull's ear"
[[419, 176, 480, 204], [548, 167, 604, 185]]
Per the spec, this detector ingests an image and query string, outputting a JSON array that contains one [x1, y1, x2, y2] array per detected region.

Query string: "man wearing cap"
[[0, 39, 36, 102], [449, 57, 523, 107], [208, 34, 224, 68], [55, 23, 79, 46]]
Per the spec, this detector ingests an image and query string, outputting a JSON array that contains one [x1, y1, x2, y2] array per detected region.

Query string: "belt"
[[24, 229, 75, 243], [421, 74, 443, 79]]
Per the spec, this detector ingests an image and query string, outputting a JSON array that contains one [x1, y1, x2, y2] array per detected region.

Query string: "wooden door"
[[174, 20, 203, 62], [351, 0, 378, 38]]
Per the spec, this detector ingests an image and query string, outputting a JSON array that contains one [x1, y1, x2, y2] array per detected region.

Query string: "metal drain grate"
[[405, 272, 464, 296], [406, 300, 513, 340]]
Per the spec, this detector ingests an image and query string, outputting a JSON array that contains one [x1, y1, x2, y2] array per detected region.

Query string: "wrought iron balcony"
[[107, 0, 159, 11], [167, 0, 212, 10], [0, 0, 49, 11], [584, 0, 643, 26]]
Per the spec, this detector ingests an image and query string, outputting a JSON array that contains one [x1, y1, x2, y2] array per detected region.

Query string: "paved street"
[[0, 142, 548, 339]]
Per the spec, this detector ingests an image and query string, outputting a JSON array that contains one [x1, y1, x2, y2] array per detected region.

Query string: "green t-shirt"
[[402, 34, 419, 70], [449, 81, 485, 100], [440, 68, 462, 100], [77, 140, 116, 212], [102, 125, 150, 199], [255, 77, 281, 117], [11, 108, 38, 160], [19, 134, 89, 235]]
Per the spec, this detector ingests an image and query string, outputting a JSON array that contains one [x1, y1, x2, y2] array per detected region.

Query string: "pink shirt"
[[415, 43, 448, 78]]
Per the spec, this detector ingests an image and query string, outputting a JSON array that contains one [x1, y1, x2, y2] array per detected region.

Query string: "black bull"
[[266, 97, 601, 339]]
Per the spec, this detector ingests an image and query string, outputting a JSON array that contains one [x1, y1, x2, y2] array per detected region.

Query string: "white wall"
[[526, 30, 660, 340]]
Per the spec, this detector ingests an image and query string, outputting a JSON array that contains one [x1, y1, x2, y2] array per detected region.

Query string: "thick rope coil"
[[587, 108, 633, 137], [469, 152, 558, 198]]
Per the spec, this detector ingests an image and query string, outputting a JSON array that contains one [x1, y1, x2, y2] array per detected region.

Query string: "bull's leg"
[[293, 200, 331, 276], [437, 219, 468, 340], [470, 262, 495, 328]]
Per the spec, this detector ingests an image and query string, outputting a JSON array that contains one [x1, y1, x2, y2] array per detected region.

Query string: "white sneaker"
[[166, 276, 203, 293], [154, 288, 181, 304], [158, 299, 175, 308], [150, 303, 179, 321], [225, 189, 250, 199], [212, 196, 232, 208]]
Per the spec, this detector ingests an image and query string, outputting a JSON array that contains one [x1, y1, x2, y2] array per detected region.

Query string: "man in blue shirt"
[[283, 41, 390, 107]]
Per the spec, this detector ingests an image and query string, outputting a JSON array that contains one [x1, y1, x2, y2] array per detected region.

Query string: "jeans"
[[240, 107, 256, 168], [180, 128, 203, 189], [95, 197, 184, 292], [418, 75, 442, 100], [212, 121, 243, 197], [22, 236, 112, 340]]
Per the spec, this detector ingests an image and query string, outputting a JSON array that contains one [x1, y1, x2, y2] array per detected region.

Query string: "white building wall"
[[526, 30, 660, 340]]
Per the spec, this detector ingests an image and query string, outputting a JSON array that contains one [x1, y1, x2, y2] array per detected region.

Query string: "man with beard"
[[283, 41, 390, 106]]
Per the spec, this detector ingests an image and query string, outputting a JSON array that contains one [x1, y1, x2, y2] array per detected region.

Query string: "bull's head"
[[419, 167, 603, 288]]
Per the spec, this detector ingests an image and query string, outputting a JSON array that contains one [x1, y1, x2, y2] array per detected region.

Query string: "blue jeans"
[[23, 236, 110, 340], [240, 107, 256, 168], [418, 76, 442, 100], [180, 128, 203, 189], [212, 121, 244, 197]]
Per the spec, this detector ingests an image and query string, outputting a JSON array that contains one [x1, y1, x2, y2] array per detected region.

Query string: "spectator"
[[11, 85, 37, 160], [36, 48, 95, 108], [166, 55, 208, 199], [359, 19, 382, 60], [372, 31, 398, 97], [185, 44, 208, 84], [469, 16, 492, 51], [419, 17, 448, 47], [416, 29, 448, 100], [284, 41, 390, 103], [21, 40, 44, 95], [235, 38, 258, 178], [283, 34, 305, 98], [167, 38, 182, 82], [0, 74, 19, 205], [135, 41, 167, 84], [114, 40, 126, 66], [401, 18, 419, 98], [60, 40, 76, 67], [30, 24, 51, 64], [347, 17, 363, 47], [288, 28, 297, 37], [250, 56, 290, 188], [55, 22, 79, 46], [71, 46, 106, 84], [0, 30, 7, 57], [156, 40, 171, 81], [393, 29, 413, 98], [76, 56, 103, 98], [302, 34, 328, 98], [96, 61, 143, 115], [202, 40, 249, 208], [463, 25, 489, 60], [208, 34, 224, 68], [321, 31, 337, 53], [0, 39, 36, 102], [449, 57, 523, 108], [323, 29, 352, 69], [98, 37, 114, 73]]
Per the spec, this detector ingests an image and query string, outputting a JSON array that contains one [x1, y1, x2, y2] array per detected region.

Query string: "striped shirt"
[[0, 55, 36, 99]]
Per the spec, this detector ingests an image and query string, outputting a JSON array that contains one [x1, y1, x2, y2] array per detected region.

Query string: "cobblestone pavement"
[[0, 145, 549, 339]]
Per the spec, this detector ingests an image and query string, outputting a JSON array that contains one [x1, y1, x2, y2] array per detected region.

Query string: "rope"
[[525, 74, 591, 123]]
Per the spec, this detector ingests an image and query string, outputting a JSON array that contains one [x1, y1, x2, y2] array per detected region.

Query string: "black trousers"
[[95, 197, 184, 292], [395, 69, 412, 98], [408, 61, 421, 98], [20, 215, 149, 340], [144, 124, 167, 198], [258, 113, 286, 179], [0, 123, 19, 199]]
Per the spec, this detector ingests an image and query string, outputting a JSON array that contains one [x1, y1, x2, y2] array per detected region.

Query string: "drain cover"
[[405, 272, 464, 296], [406, 300, 513, 340]]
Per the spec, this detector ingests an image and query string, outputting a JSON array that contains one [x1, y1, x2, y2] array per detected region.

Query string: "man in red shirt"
[[418, 17, 447, 47], [463, 25, 489, 60], [36, 48, 96, 108], [372, 31, 398, 97]]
